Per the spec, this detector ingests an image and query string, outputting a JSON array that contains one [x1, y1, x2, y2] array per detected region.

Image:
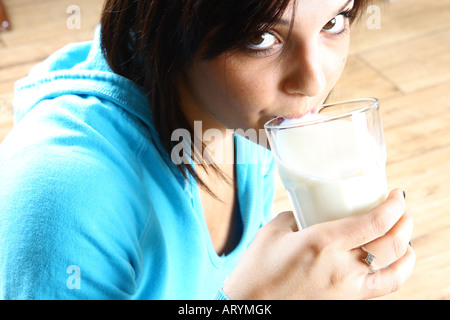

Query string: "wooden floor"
[[1, 0, 449, 300]]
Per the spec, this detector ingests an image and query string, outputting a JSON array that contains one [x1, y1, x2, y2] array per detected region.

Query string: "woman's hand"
[[224, 189, 415, 300]]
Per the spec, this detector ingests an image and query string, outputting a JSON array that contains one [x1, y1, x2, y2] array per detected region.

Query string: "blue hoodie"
[[0, 28, 276, 300]]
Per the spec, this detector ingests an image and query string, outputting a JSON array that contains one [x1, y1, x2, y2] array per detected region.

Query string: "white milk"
[[276, 116, 388, 229]]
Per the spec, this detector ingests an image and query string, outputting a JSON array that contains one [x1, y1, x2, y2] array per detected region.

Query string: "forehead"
[[280, 0, 354, 24]]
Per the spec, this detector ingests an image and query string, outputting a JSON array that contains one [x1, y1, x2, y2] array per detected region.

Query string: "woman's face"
[[179, 0, 354, 133]]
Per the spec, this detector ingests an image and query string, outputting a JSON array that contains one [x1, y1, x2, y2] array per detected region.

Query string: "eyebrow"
[[276, 0, 354, 27], [337, 0, 354, 15], [277, 19, 291, 27]]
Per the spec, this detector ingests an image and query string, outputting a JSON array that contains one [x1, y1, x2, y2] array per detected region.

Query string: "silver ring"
[[361, 246, 378, 273]]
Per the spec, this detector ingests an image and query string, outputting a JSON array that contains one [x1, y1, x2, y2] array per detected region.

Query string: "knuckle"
[[301, 231, 332, 260], [309, 229, 334, 253], [371, 212, 390, 235], [330, 269, 347, 287], [391, 234, 407, 259], [390, 275, 404, 293]]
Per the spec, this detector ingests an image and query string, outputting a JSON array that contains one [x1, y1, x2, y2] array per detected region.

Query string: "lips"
[[283, 108, 317, 120], [285, 113, 307, 120]]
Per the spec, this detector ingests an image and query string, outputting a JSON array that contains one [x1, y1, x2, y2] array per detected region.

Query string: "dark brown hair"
[[100, 0, 371, 194]]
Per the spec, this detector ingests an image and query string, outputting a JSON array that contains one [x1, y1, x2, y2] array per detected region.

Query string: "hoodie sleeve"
[[0, 96, 147, 300]]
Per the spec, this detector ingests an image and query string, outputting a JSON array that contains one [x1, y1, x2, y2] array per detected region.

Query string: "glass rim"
[[264, 97, 380, 130]]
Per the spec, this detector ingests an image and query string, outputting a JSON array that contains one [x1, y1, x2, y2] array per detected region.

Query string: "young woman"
[[0, 0, 414, 299]]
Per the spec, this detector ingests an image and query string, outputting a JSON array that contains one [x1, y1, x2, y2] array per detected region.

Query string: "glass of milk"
[[265, 98, 388, 230]]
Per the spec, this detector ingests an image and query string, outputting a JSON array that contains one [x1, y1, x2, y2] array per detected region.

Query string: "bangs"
[[195, 0, 372, 59], [190, 0, 293, 59]]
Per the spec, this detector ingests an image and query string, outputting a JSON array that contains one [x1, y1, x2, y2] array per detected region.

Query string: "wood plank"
[[387, 143, 450, 232], [382, 83, 450, 130], [0, 120, 13, 142], [0, 0, 103, 142], [382, 82, 450, 163], [0, 32, 96, 69], [0, 0, 11, 31], [0, 92, 13, 142], [0, 61, 38, 92], [359, 28, 450, 93], [350, 0, 450, 55], [386, 111, 450, 165], [328, 55, 402, 103], [1, 0, 103, 46]]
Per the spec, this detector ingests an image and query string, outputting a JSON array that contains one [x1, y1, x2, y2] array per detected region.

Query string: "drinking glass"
[[265, 98, 388, 230]]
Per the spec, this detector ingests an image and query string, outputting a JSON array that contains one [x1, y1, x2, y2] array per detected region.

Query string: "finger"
[[361, 211, 413, 267], [335, 189, 406, 250], [361, 245, 416, 299]]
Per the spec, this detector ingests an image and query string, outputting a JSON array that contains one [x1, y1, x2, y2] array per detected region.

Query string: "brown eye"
[[323, 18, 337, 31], [322, 14, 346, 33], [249, 34, 265, 46], [247, 32, 278, 50]]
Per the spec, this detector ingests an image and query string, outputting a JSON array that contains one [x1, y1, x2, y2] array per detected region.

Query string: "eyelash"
[[244, 9, 356, 57], [328, 9, 356, 37], [242, 32, 281, 57], [341, 8, 357, 22], [243, 43, 277, 57]]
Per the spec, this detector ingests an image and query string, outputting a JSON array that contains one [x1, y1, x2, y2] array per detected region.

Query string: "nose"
[[282, 42, 326, 97]]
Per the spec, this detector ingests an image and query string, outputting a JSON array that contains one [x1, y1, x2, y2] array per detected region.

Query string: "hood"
[[13, 26, 152, 130]]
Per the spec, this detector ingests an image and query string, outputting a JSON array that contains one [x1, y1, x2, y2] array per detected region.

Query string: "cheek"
[[215, 64, 280, 121], [324, 42, 349, 89], [326, 59, 346, 94], [228, 71, 275, 107], [186, 58, 275, 129]]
